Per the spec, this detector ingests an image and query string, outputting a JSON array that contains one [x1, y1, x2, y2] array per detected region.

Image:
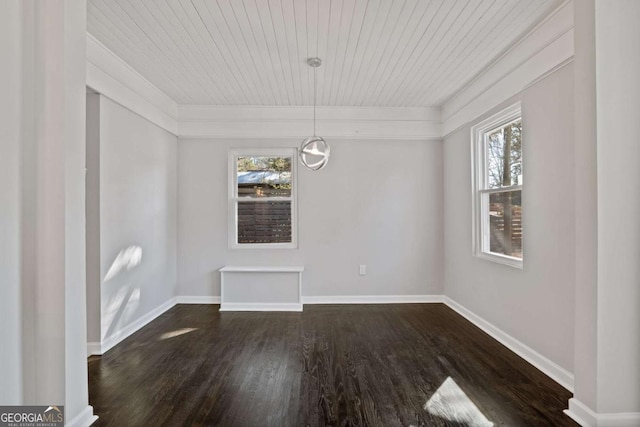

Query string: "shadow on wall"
[[102, 245, 143, 340]]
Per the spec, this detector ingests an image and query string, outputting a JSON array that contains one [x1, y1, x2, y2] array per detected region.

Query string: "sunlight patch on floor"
[[425, 377, 494, 427], [159, 328, 198, 340]]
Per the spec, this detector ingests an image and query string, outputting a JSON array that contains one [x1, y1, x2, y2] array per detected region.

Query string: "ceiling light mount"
[[307, 57, 322, 68], [299, 57, 330, 171]]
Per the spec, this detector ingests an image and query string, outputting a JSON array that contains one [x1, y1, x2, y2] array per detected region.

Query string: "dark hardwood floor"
[[88, 304, 576, 427]]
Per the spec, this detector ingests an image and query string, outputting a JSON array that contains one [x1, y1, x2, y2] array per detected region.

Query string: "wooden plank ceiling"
[[87, 0, 560, 107]]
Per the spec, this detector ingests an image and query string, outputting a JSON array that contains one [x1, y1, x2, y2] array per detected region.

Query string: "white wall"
[[86, 92, 101, 344], [444, 64, 575, 375], [178, 138, 443, 299], [98, 96, 178, 343]]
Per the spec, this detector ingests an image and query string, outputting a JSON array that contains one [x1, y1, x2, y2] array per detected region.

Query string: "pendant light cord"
[[313, 66, 317, 137]]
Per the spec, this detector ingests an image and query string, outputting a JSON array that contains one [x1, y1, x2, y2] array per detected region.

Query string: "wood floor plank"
[[88, 304, 576, 427]]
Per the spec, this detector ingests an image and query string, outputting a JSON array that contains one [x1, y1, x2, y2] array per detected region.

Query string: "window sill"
[[230, 242, 298, 250], [475, 251, 523, 269]]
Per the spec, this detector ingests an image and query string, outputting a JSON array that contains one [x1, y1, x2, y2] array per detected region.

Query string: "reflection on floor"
[[88, 304, 577, 426], [158, 327, 198, 340], [425, 377, 493, 427]]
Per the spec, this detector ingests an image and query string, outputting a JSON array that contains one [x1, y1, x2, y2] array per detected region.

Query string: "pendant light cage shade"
[[300, 136, 330, 171], [300, 57, 330, 171]]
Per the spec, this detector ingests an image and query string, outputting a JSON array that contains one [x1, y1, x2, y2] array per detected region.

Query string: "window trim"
[[470, 102, 523, 269], [228, 148, 298, 250]]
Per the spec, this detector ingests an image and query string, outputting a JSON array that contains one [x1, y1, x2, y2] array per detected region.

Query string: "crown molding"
[[441, 0, 575, 137], [86, 34, 179, 135], [85, 33, 440, 140], [178, 105, 440, 121], [178, 105, 441, 140]]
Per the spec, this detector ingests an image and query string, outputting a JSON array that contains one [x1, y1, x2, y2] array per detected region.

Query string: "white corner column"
[[62, 0, 99, 425], [568, 1, 640, 425], [0, 1, 96, 425], [0, 0, 25, 406], [593, 0, 640, 420]]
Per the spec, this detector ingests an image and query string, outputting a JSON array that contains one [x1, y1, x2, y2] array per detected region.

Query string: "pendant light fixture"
[[299, 57, 330, 171]]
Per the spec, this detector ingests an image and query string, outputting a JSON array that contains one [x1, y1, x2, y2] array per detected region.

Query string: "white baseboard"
[[219, 302, 303, 312], [565, 398, 598, 427], [564, 398, 640, 427], [302, 295, 445, 304], [443, 296, 574, 392], [175, 296, 221, 304], [66, 405, 98, 427], [174, 294, 444, 305], [88, 297, 177, 356]]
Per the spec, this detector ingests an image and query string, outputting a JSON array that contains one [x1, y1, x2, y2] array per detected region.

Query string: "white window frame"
[[471, 102, 523, 269], [228, 148, 298, 250]]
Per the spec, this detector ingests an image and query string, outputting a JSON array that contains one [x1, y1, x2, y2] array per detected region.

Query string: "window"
[[471, 103, 523, 268], [229, 148, 297, 249]]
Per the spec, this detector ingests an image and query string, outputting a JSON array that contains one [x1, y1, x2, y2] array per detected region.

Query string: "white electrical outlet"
[[359, 265, 366, 276]]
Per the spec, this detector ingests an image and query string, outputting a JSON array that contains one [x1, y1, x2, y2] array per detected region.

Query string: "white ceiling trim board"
[[178, 105, 440, 122], [441, 0, 574, 137], [178, 117, 441, 141], [442, 29, 574, 137], [86, 32, 441, 140], [86, 34, 177, 117], [444, 0, 573, 117], [86, 34, 179, 135], [523, 56, 574, 93], [178, 104, 441, 140], [86, 62, 178, 135]]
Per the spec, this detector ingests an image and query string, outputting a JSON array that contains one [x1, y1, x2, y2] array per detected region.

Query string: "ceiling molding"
[[178, 105, 441, 140], [86, 33, 441, 141], [86, 34, 179, 134], [178, 118, 441, 141], [441, 0, 574, 137], [178, 105, 440, 122]]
